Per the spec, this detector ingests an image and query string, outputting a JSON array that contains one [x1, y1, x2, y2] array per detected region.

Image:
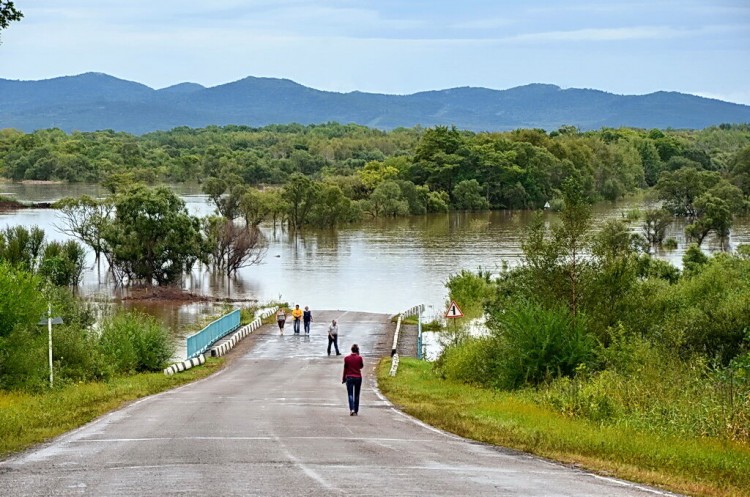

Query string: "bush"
[[446, 268, 494, 318], [435, 336, 492, 385], [490, 302, 596, 389], [0, 328, 48, 390], [437, 301, 596, 390], [38, 240, 87, 286], [98, 311, 174, 374]]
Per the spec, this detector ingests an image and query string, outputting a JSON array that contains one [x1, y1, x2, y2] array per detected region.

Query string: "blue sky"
[[1, 0, 749, 104]]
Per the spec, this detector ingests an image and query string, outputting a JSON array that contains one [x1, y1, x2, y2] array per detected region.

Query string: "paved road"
[[0, 311, 678, 496]]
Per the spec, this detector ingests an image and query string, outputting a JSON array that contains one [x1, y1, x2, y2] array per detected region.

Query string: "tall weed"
[[536, 334, 750, 441]]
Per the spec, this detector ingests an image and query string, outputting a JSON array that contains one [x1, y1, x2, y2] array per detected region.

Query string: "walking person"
[[292, 304, 303, 334], [303, 306, 313, 334], [342, 344, 364, 416], [276, 307, 287, 335], [327, 319, 341, 356]]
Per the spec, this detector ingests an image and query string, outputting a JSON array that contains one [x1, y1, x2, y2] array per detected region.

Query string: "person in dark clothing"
[[303, 306, 313, 334], [342, 343, 364, 416], [327, 319, 340, 356]]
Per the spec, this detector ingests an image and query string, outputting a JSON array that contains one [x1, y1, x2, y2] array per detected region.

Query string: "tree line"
[[3, 122, 748, 242]]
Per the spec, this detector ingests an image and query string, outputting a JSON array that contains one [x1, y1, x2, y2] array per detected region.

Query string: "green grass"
[[0, 358, 222, 458], [378, 357, 750, 497]]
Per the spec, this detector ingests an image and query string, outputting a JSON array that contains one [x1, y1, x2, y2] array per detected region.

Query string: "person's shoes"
[[328, 353, 330, 356], [353, 412, 358, 416], [336, 353, 341, 355], [350, 411, 355, 416]]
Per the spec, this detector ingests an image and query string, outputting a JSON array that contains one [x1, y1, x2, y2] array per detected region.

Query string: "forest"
[[0, 123, 749, 225]]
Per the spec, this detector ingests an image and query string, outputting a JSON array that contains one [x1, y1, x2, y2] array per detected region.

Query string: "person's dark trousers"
[[346, 377, 362, 413], [328, 335, 340, 355], [304, 321, 311, 334], [293, 319, 300, 334]]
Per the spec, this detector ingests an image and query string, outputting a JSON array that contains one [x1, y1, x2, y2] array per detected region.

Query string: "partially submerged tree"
[[55, 195, 114, 263], [103, 185, 206, 285], [204, 217, 266, 277], [642, 208, 673, 249]]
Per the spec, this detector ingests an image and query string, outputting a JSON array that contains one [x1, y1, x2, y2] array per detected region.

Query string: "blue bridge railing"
[[186, 309, 241, 359]]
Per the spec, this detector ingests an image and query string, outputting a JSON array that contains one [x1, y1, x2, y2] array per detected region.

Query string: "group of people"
[[275, 304, 313, 335], [274, 304, 363, 415], [276, 305, 341, 355]]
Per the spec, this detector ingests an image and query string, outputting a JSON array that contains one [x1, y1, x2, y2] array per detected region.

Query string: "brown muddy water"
[[2, 182, 749, 358]]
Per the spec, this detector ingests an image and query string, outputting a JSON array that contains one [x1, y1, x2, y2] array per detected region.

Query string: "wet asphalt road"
[[0, 310, 679, 496]]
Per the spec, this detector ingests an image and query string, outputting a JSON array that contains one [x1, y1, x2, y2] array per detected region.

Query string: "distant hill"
[[0, 72, 749, 134]]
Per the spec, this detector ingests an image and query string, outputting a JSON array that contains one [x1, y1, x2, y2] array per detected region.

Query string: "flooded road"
[[2, 182, 749, 338]]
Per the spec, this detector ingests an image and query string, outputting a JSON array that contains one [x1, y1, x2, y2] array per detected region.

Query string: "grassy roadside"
[[378, 357, 750, 497], [0, 358, 223, 459]]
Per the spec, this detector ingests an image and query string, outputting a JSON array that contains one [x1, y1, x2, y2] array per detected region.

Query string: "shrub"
[[490, 301, 596, 389], [446, 268, 494, 318], [663, 237, 678, 250], [437, 301, 596, 390], [98, 311, 174, 374], [0, 262, 46, 340], [0, 327, 48, 391], [435, 336, 493, 385], [38, 240, 87, 286]]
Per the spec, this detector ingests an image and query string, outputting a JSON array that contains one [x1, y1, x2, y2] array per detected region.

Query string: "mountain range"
[[1, 72, 749, 134]]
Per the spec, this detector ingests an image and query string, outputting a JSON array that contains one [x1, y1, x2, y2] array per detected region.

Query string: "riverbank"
[[377, 357, 750, 497], [0, 194, 50, 211], [0, 358, 223, 459]]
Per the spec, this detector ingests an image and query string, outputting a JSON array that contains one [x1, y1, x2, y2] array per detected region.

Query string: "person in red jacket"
[[342, 344, 364, 416]]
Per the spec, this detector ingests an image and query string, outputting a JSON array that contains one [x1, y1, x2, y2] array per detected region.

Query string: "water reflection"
[[1, 183, 748, 339]]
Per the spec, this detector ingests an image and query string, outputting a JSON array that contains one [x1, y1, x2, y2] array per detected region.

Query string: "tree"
[[685, 193, 732, 246], [103, 186, 206, 285], [283, 173, 319, 229], [0, 225, 45, 271], [452, 179, 489, 211], [656, 167, 721, 217], [366, 180, 408, 218], [202, 175, 246, 220], [38, 240, 87, 286], [412, 126, 466, 194], [308, 183, 357, 227], [0, 1, 22, 33], [642, 208, 673, 249], [0, 262, 44, 339], [554, 178, 592, 319], [357, 159, 400, 191], [204, 218, 267, 277], [55, 195, 114, 263], [238, 188, 271, 227]]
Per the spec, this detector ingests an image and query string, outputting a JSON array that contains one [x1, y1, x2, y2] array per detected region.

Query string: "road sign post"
[[445, 300, 464, 335], [37, 304, 64, 388]]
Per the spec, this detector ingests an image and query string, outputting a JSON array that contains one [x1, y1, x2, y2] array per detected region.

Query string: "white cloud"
[[505, 26, 689, 43]]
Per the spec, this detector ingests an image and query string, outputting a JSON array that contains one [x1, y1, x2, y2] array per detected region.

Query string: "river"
[[2, 182, 749, 353]]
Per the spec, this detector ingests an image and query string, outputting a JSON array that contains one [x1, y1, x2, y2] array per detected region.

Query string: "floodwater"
[[2, 182, 749, 355]]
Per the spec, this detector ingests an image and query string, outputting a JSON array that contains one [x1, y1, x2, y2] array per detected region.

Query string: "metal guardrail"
[[186, 309, 241, 359], [389, 304, 424, 376]]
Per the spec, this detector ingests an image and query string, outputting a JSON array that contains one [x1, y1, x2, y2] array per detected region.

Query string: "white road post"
[[48, 303, 53, 387]]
